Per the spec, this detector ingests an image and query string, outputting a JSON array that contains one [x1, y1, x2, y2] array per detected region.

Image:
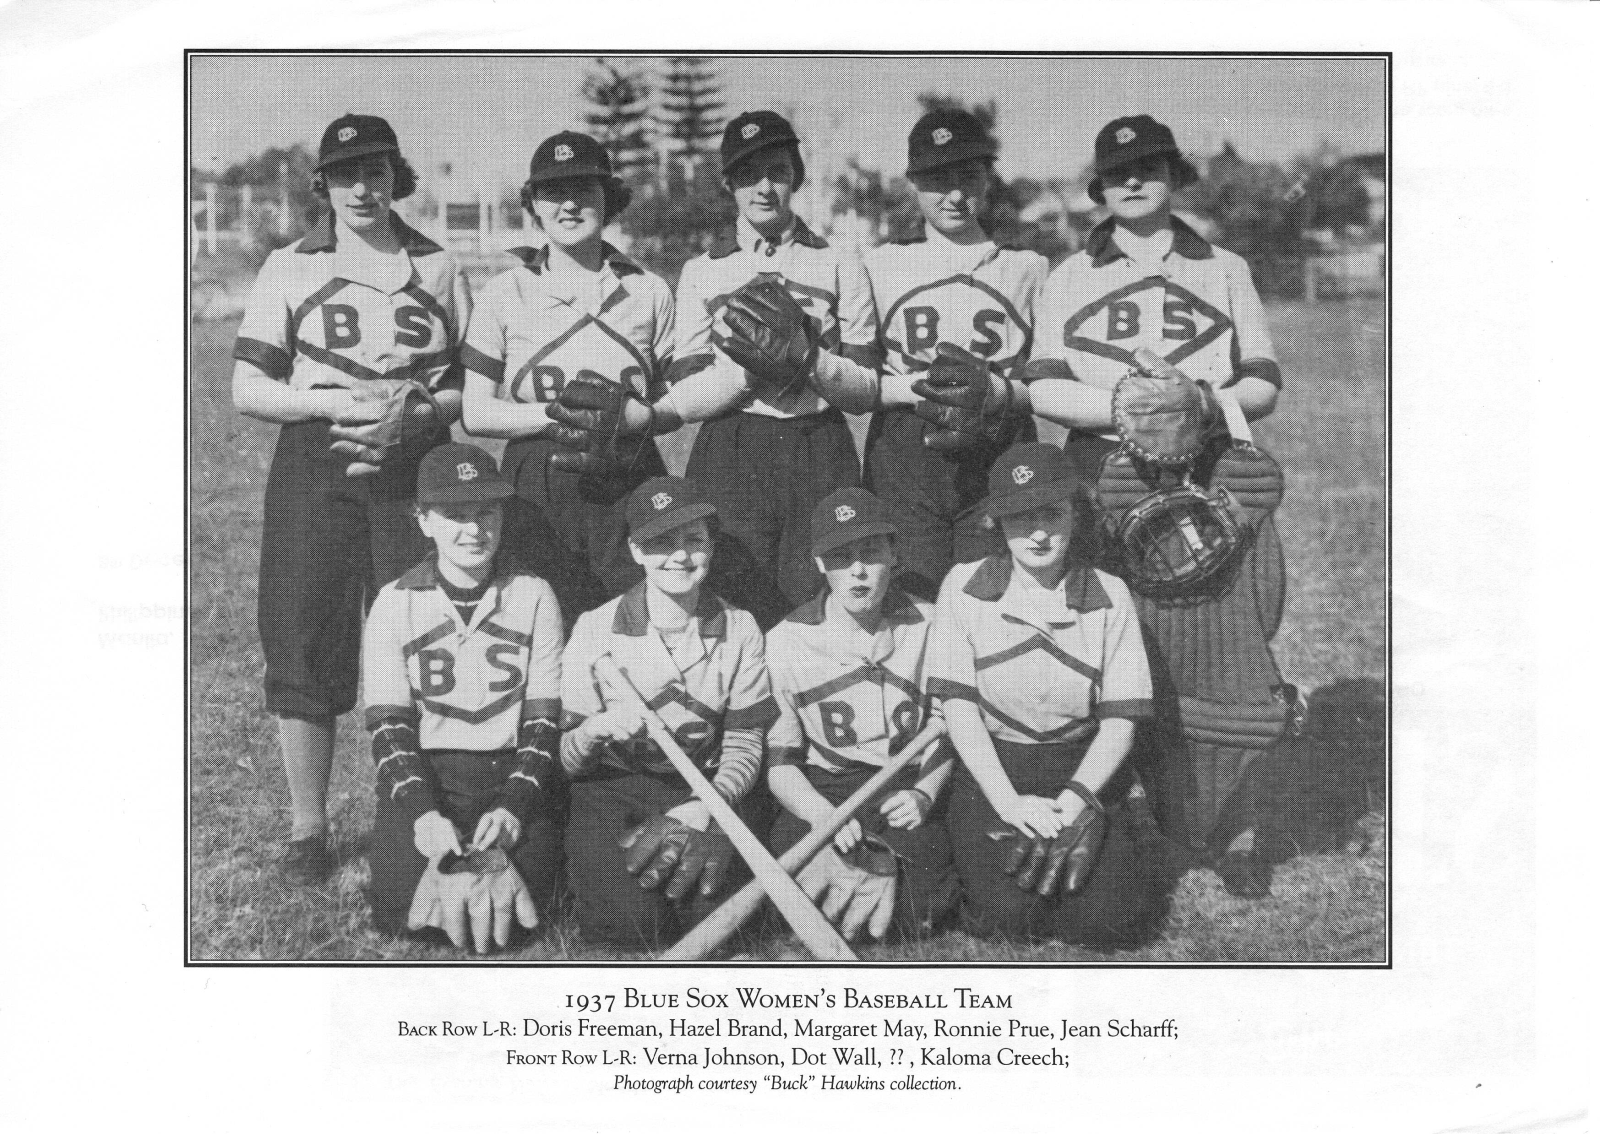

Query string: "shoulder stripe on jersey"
[[978, 697, 1100, 744], [234, 336, 293, 380], [401, 621, 455, 659], [418, 688, 523, 725], [479, 621, 533, 648], [726, 696, 780, 733], [880, 272, 1032, 367], [460, 342, 505, 383], [926, 677, 978, 702], [792, 664, 921, 709], [975, 634, 1102, 685], [288, 279, 351, 341], [402, 281, 457, 345], [1095, 698, 1153, 721]]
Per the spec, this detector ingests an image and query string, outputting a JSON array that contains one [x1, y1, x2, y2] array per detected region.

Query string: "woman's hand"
[[574, 706, 647, 753], [471, 807, 522, 852], [665, 799, 711, 832], [412, 810, 463, 861], [879, 789, 932, 831], [1051, 790, 1088, 829], [997, 794, 1065, 839], [832, 818, 864, 854]]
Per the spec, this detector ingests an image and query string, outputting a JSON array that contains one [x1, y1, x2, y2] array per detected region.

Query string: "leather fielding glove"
[[797, 835, 898, 941], [327, 377, 442, 477], [1110, 346, 1224, 467], [993, 783, 1108, 897], [713, 276, 820, 401], [619, 814, 735, 901], [544, 371, 656, 478], [407, 848, 538, 952], [911, 342, 1019, 453]]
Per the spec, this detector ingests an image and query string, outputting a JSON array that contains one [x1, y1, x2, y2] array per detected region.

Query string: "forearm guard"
[[493, 716, 563, 821], [371, 716, 437, 823]]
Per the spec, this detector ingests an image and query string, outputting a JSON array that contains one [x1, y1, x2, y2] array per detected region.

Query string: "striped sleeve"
[[233, 251, 294, 380], [925, 567, 979, 703]]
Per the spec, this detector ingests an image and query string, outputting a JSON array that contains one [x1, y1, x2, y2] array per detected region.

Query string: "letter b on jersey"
[[904, 306, 940, 353], [1106, 301, 1139, 341], [818, 701, 857, 747], [322, 304, 362, 348], [418, 648, 456, 696]]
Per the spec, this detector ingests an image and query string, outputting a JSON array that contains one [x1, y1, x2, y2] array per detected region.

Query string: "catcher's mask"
[[1107, 479, 1243, 599]]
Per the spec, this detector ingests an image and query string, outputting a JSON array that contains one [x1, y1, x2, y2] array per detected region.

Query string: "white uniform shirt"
[[1033, 217, 1281, 439], [460, 243, 675, 404], [561, 584, 779, 778], [361, 558, 564, 752], [672, 216, 877, 418], [864, 232, 1046, 379], [927, 556, 1153, 746], [234, 213, 469, 392], [765, 590, 938, 774]]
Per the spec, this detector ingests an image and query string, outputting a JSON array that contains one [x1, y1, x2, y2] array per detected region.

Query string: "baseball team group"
[[225, 99, 1296, 957]]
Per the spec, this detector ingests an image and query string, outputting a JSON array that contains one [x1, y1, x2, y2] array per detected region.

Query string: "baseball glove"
[[406, 853, 538, 952], [797, 835, 898, 941], [619, 814, 735, 901], [911, 342, 1018, 453], [712, 276, 819, 401], [1111, 347, 1224, 467], [544, 371, 655, 478], [327, 378, 443, 478], [993, 783, 1107, 897]]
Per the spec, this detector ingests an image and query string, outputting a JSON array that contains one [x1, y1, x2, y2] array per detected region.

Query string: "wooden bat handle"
[[662, 721, 947, 961], [591, 655, 856, 962]]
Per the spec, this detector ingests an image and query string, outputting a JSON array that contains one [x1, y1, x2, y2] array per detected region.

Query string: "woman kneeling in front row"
[[927, 443, 1165, 946]]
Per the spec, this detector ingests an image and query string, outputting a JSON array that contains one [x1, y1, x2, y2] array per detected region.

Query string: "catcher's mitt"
[[1105, 479, 1244, 599], [328, 378, 443, 477], [618, 815, 734, 901], [544, 371, 655, 479], [1111, 347, 1223, 467], [712, 276, 819, 401], [911, 342, 1018, 453]]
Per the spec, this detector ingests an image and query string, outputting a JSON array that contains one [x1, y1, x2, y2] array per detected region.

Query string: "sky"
[[190, 54, 1385, 194]]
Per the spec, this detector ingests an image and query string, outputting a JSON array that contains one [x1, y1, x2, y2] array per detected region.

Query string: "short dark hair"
[[519, 176, 632, 226], [723, 142, 806, 194], [310, 152, 418, 201], [1088, 154, 1199, 206]]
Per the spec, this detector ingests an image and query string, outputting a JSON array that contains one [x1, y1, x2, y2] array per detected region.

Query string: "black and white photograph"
[[188, 52, 1388, 964], [4, 3, 1590, 1131]]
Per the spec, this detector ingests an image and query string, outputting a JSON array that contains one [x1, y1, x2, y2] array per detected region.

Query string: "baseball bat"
[[662, 719, 947, 961], [591, 655, 857, 962]]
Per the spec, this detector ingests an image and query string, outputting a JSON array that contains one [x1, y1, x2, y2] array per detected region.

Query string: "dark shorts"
[[257, 418, 443, 720], [947, 738, 1164, 948], [565, 771, 759, 952], [686, 409, 860, 630], [367, 750, 565, 938], [862, 407, 1033, 602], [767, 761, 959, 939], [500, 435, 668, 629]]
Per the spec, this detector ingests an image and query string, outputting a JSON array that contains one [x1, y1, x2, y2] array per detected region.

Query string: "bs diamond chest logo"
[[881, 272, 1032, 369], [507, 315, 651, 405], [1060, 280, 1232, 370]]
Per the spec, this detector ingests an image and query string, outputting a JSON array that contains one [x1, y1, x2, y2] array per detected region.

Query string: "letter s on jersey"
[[393, 305, 434, 349]]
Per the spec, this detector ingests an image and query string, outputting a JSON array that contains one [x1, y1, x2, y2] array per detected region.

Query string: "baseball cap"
[[317, 114, 400, 172], [626, 476, 718, 544], [810, 488, 898, 558], [526, 130, 616, 185], [415, 443, 515, 506], [1092, 114, 1180, 177], [906, 109, 998, 176], [982, 442, 1084, 519], [720, 111, 801, 176]]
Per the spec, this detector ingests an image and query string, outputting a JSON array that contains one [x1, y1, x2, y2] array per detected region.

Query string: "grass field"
[[189, 297, 1387, 962]]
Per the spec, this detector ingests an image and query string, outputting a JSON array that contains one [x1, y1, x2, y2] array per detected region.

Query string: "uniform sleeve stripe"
[[767, 745, 807, 768], [233, 337, 293, 380], [460, 342, 505, 383], [521, 698, 561, 722], [1094, 698, 1153, 721], [364, 704, 419, 731], [927, 678, 979, 702], [725, 696, 780, 733], [1238, 358, 1282, 388]]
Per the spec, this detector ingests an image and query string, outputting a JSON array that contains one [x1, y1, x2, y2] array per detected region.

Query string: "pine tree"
[[654, 57, 725, 165], [581, 57, 652, 176]]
